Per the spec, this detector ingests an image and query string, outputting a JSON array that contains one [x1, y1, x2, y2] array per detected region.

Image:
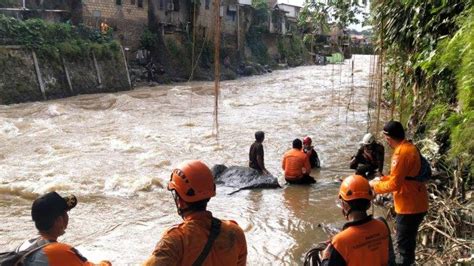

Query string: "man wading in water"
[[249, 131, 270, 175], [282, 139, 315, 184]]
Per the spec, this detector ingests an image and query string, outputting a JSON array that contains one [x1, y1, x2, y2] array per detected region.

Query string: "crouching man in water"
[[282, 139, 315, 184], [320, 175, 395, 266], [19, 191, 111, 266], [143, 160, 247, 266], [350, 133, 385, 179]]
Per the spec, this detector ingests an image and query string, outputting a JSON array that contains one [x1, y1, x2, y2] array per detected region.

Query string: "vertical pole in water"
[[190, 2, 197, 81], [32, 50, 46, 100], [213, 0, 222, 138], [375, 15, 384, 138]]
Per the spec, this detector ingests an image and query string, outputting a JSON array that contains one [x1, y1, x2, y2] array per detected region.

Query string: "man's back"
[[144, 211, 247, 266], [282, 149, 309, 179], [249, 141, 264, 171], [329, 217, 390, 266]]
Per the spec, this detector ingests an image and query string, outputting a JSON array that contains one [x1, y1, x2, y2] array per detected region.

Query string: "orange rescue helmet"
[[303, 136, 312, 145], [168, 160, 216, 202], [339, 175, 374, 201]]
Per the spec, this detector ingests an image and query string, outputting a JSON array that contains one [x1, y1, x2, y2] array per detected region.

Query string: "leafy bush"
[[0, 15, 118, 59]]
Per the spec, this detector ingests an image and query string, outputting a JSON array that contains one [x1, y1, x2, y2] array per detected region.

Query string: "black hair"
[[292, 138, 302, 149], [383, 120, 405, 141], [255, 131, 265, 142], [347, 198, 371, 212]]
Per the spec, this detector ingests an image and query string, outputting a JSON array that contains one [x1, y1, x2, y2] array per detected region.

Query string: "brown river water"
[[0, 55, 385, 265]]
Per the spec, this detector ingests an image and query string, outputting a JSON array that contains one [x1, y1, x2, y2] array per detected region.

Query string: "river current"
[[0, 55, 381, 265]]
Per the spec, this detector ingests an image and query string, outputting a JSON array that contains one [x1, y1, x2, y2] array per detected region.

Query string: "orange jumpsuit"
[[372, 140, 428, 214], [282, 148, 311, 181], [143, 211, 247, 266]]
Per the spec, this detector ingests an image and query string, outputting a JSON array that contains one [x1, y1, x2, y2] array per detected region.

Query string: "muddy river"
[[0, 55, 384, 265]]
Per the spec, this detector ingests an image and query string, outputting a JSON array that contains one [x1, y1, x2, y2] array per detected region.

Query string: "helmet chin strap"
[[341, 200, 353, 220], [171, 191, 193, 219]]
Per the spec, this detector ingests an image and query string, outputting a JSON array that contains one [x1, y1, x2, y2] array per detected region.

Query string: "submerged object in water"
[[211, 164, 281, 194]]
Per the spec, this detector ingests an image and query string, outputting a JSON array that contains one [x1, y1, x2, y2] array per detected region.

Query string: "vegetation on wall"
[[0, 14, 120, 59], [246, 0, 270, 65]]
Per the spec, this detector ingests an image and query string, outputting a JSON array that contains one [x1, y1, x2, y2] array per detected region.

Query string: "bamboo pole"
[[375, 14, 384, 137], [61, 57, 73, 94], [213, 0, 221, 137], [31, 50, 46, 100]]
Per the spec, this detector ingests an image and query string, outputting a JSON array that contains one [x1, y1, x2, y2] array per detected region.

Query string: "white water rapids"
[[0, 55, 386, 265]]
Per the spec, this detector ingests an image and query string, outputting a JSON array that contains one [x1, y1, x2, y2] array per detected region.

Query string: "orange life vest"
[[332, 217, 390, 266], [282, 148, 311, 180], [373, 140, 428, 214], [143, 211, 247, 266]]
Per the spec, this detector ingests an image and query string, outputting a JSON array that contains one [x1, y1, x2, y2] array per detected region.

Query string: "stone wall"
[[0, 46, 131, 105]]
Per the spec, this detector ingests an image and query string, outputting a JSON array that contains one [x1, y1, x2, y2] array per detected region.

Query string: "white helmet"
[[360, 133, 375, 145]]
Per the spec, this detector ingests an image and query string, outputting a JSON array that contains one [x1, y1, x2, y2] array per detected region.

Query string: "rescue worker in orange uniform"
[[282, 139, 315, 184], [17, 191, 111, 266], [370, 121, 428, 265], [321, 175, 395, 266], [303, 136, 321, 169], [143, 160, 247, 266]]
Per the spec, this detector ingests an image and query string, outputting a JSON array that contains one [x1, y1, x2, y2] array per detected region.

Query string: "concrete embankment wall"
[[0, 46, 131, 105]]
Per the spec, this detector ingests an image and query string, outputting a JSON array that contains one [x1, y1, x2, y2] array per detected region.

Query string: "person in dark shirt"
[[303, 136, 321, 169], [350, 133, 384, 179], [249, 131, 269, 175]]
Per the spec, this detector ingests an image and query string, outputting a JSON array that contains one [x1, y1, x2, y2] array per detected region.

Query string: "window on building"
[[159, 0, 164, 9], [116, 0, 122, 5], [138, 0, 143, 7], [205, 0, 210, 10]]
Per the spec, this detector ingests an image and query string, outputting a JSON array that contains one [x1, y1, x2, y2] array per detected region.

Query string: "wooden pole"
[[61, 57, 74, 94], [92, 51, 102, 88], [213, 0, 221, 137], [31, 50, 46, 100], [120, 46, 132, 89], [375, 14, 384, 137]]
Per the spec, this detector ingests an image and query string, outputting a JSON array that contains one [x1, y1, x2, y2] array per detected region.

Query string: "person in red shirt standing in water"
[[143, 160, 247, 266], [303, 136, 321, 169]]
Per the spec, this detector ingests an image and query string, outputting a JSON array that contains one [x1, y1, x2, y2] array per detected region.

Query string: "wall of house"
[[81, 0, 148, 50], [149, 0, 189, 33], [0, 46, 130, 105]]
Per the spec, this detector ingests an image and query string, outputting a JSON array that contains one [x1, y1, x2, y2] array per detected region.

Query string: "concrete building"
[[81, 0, 149, 50], [268, 0, 303, 34]]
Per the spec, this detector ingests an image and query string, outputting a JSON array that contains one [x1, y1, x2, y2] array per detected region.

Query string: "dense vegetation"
[[0, 14, 120, 59], [371, 0, 473, 263]]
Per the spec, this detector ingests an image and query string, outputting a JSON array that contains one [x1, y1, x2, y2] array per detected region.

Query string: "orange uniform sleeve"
[[142, 229, 183, 266], [373, 152, 407, 194]]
